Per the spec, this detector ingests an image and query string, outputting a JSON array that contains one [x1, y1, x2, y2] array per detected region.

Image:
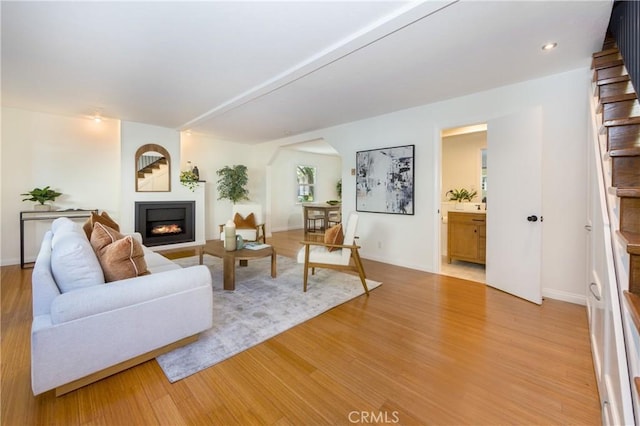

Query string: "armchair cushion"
[[233, 212, 257, 229], [297, 243, 345, 265], [324, 224, 343, 252]]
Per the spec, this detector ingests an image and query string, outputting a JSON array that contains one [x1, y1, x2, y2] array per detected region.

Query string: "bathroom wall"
[[441, 130, 487, 255], [441, 130, 487, 202]]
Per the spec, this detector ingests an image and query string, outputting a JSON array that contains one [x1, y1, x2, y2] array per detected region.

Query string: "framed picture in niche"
[[356, 144, 415, 215]]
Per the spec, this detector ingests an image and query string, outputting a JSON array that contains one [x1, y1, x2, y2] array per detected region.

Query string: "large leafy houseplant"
[[216, 165, 249, 204], [21, 186, 62, 205], [445, 188, 477, 202]]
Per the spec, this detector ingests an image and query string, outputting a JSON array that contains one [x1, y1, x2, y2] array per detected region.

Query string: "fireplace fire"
[[151, 224, 183, 235], [135, 201, 195, 247]]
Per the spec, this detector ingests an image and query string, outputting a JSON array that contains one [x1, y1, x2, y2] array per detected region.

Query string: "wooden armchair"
[[297, 212, 369, 294], [218, 204, 266, 244]]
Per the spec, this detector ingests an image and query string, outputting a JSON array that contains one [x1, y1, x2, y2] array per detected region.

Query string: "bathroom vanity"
[[447, 211, 486, 265]]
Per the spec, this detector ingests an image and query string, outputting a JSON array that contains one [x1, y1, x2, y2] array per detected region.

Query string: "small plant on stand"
[[21, 186, 62, 211]]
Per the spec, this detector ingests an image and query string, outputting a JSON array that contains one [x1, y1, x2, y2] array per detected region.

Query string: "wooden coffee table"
[[199, 240, 276, 290]]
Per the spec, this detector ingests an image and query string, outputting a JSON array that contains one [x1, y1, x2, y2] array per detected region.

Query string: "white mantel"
[[120, 121, 205, 249]]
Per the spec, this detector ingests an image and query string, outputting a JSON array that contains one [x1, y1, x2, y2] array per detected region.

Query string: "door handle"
[[589, 282, 601, 301], [527, 215, 538, 222], [585, 225, 592, 231]]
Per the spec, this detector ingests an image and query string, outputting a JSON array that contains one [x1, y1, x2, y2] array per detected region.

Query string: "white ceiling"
[[1, 1, 613, 144]]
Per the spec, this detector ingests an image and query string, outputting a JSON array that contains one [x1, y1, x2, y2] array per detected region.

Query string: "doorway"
[[440, 124, 487, 284]]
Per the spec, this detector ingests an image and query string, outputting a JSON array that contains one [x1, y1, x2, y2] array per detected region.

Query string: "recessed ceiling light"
[[542, 42, 558, 51]]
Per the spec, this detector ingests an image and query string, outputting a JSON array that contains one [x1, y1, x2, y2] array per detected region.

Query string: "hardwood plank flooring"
[[1, 230, 600, 425]]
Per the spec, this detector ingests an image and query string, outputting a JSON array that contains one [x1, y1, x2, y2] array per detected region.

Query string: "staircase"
[[137, 156, 168, 178], [590, 39, 640, 424]]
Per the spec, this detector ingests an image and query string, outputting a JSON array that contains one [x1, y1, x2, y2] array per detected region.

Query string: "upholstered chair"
[[219, 204, 266, 244], [297, 212, 369, 294]]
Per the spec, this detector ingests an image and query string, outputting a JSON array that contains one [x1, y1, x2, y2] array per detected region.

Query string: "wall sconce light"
[[93, 115, 102, 123], [541, 42, 558, 51]]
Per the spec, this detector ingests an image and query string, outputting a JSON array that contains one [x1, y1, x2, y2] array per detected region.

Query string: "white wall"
[[263, 67, 591, 303], [1, 107, 120, 265], [268, 147, 341, 232], [0, 68, 591, 303], [120, 121, 205, 248], [179, 132, 274, 240]]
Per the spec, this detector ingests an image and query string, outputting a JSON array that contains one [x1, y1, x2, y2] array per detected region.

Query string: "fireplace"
[[135, 201, 195, 247]]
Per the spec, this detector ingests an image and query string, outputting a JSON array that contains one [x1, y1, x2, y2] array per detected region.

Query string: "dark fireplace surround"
[[135, 201, 195, 247]]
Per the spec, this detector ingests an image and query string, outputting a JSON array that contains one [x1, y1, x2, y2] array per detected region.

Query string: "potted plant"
[[21, 186, 62, 211], [445, 188, 477, 202], [216, 165, 249, 204], [180, 170, 199, 192]]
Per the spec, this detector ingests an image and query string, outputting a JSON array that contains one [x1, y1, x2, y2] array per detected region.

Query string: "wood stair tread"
[[597, 75, 631, 86], [616, 188, 640, 198], [609, 147, 640, 157], [593, 48, 620, 58], [592, 58, 624, 71], [603, 117, 640, 127], [599, 92, 638, 105], [624, 291, 640, 332], [618, 230, 640, 255]]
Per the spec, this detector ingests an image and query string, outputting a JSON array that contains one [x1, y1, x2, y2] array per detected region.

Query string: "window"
[[297, 165, 317, 202]]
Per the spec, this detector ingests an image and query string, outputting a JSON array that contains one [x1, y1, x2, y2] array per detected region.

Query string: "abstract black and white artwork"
[[356, 145, 415, 215]]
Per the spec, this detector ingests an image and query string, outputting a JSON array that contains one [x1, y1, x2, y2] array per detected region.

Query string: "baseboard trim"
[[542, 288, 586, 306]]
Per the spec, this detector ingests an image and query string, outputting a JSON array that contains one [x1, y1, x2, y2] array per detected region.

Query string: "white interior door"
[[486, 107, 542, 304]]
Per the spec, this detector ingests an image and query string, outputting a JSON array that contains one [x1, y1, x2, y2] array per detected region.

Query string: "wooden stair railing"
[[592, 43, 640, 403]]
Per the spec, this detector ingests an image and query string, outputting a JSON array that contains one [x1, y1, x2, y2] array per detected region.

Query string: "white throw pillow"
[[51, 232, 105, 292]]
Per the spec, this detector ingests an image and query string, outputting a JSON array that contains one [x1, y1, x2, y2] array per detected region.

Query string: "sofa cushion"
[[143, 247, 181, 273], [233, 212, 256, 229], [324, 223, 343, 252], [83, 211, 120, 240], [98, 236, 150, 282], [51, 231, 105, 293], [51, 217, 77, 235], [90, 222, 125, 252], [91, 223, 149, 282]]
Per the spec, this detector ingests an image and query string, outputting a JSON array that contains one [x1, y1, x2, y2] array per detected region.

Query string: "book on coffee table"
[[244, 242, 270, 250]]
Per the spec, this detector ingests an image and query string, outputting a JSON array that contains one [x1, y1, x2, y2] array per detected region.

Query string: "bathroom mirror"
[[135, 144, 171, 192], [481, 148, 487, 202]]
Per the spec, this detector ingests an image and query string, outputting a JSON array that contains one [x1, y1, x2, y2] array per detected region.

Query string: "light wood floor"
[[1, 230, 600, 425]]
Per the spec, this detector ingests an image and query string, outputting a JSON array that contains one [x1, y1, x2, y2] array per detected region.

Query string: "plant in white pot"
[[21, 186, 62, 211]]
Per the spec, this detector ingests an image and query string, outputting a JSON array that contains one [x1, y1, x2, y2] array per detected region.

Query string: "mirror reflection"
[[135, 144, 171, 192]]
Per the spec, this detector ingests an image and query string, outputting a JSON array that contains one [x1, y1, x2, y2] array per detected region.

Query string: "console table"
[[302, 203, 341, 236], [20, 209, 97, 268]]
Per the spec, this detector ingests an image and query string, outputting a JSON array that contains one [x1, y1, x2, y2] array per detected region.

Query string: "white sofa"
[[31, 217, 213, 396]]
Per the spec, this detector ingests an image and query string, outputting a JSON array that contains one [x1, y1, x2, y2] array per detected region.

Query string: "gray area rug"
[[156, 254, 381, 382]]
